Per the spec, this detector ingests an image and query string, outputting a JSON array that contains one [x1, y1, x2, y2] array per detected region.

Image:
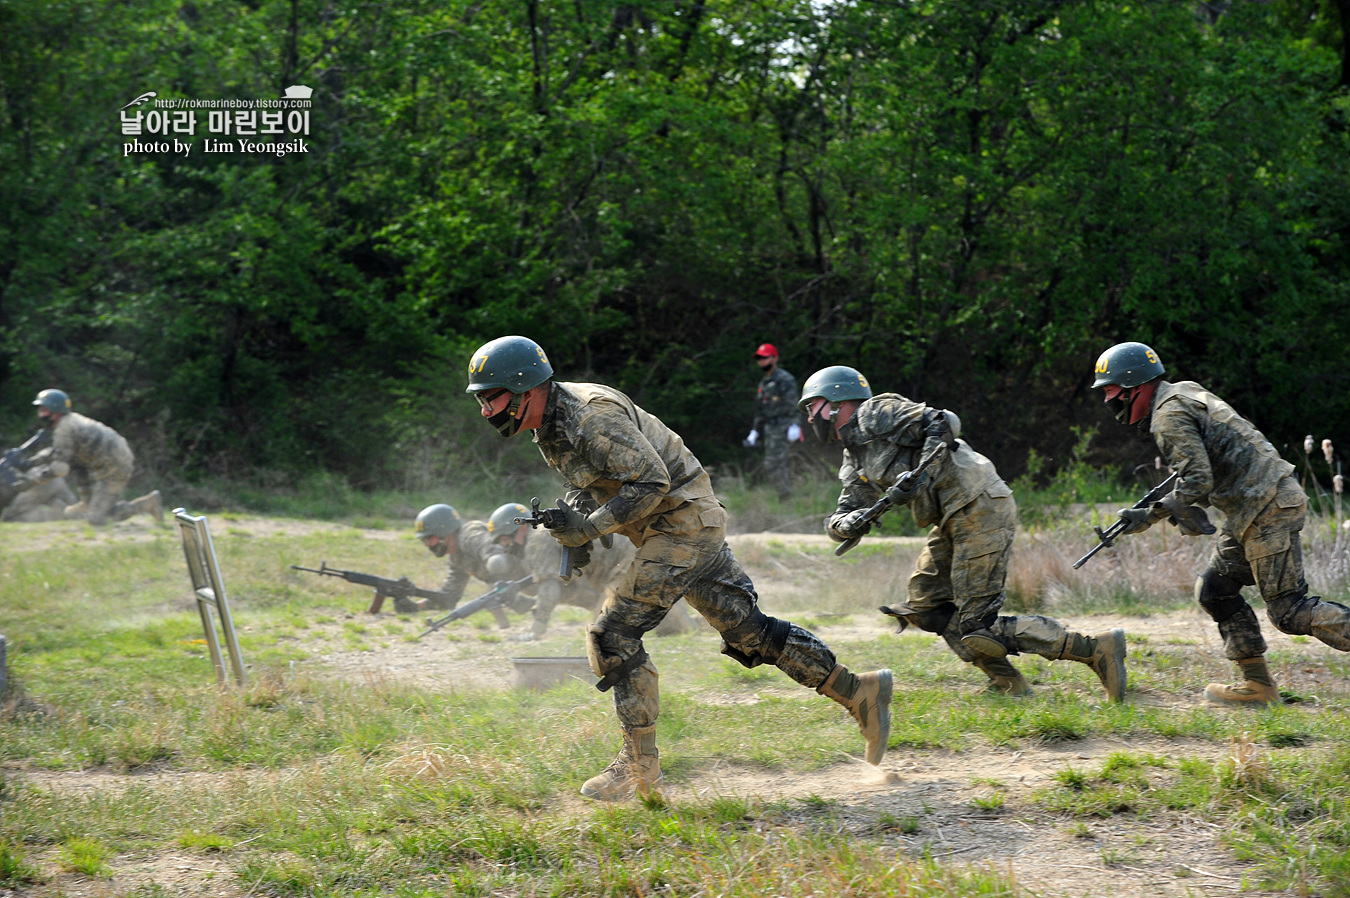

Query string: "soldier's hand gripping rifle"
[[0, 429, 52, 508], [1073, 471, 1214, 568], [835, 440, 948, 557], [514, 497, 611, 581], [289, 560, 493, 619], [418, 575, 535, 639]]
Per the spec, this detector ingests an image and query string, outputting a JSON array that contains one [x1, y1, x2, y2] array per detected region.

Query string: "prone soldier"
[[467, 335, 893, 801], [1094, 341, 1350, 705], [799, 365, 1127, 702]]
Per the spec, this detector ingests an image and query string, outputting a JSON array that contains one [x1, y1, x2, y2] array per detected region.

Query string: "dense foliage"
[[1, 0, 1347, 489]]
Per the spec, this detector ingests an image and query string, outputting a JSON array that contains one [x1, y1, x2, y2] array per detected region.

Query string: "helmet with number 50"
[[1093, 342, 1166, 426], [799, 366, 873, 443]]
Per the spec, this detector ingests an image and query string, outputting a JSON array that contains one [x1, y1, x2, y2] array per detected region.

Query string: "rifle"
[[418, 575, 535, 639], [1073, 471, 1181, 569], [835, 440, 948, 557], [0, 429, 52, 508], [290, 560, 497, 619], [515, 497, 581, 580]]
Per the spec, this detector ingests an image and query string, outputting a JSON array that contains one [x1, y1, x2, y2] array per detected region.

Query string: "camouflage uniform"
[[534, 381, 845, 729], [752, 366, 799, 500], [523, 530, 634, 637], [1149, 381, 1350, 656], [2, 477, 78, 523], [30, 412, 141, 525], [831, 394, 1123, 692], [433, 520, 528, 610]]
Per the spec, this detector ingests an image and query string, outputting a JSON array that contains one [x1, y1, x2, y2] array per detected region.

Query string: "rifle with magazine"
[[835, 440, 947, 556], [418, 575, 535, 639], [0, 429, 52, 508], [1073, 471, 1215, 568], [290, 560, 487, 618], [514, 497, 587, 580]]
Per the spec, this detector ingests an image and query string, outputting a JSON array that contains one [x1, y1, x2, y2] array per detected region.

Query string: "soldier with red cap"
[[745, 343, 801, 501]]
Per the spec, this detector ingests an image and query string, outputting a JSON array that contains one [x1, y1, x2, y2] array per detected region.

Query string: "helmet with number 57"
[[466, 336, 555, 437]]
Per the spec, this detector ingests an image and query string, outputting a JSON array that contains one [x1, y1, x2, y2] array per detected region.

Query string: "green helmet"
[[466, 336, 554, 395], [413, 504, 463, 540], [33, 389, 72, 414], [487, 502, 530, 539], [1093, 342, 1165, 389], [799, 366, 873, 411]]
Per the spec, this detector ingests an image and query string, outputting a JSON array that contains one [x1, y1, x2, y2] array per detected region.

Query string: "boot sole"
[[867, 670, 894, 766]]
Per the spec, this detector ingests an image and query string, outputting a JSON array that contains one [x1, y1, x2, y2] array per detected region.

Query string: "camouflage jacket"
[[33, 413, 134, 481], [439, 520, 521, 600], [533, 382, 722, 547], [835, 393, 1008, 530], [1148, 380, 1297, 538], [752, 366, 800, 429]]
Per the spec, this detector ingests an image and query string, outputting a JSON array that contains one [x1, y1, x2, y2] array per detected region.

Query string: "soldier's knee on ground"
[[717, 606, 792, 668]]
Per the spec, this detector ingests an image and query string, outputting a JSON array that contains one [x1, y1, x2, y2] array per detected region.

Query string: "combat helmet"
[[33, 388, 72, 415], [487, 502, 530, 540], [414, 504, 463, 539], [1092, 342, 1165, 389], [466, 336, 553, 394], [799, 366, 873, 442]]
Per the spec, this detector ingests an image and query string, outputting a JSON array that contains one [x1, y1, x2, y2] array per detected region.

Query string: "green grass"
[[4, 506, 1350, 896]]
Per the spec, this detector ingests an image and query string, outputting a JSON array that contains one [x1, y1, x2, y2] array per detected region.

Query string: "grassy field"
[[3, 492, 1350, 897]]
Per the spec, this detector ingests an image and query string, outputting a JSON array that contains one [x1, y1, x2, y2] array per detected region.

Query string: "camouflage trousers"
[[906, 492, 1085, 662], [762, 420, 794, 499], [1202, 482, 1350, 658], [593, 517, 836, 728]]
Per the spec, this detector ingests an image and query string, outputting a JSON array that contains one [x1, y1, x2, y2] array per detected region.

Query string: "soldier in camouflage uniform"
[[745, 343, 800, 501], [467, 336, 894, 801], [412, 503, 528, 615], [2, 476, 79, 523], [25, 389, 162, 526], [800, 366, 1128, 702], [1094, 342, 1350, 706]]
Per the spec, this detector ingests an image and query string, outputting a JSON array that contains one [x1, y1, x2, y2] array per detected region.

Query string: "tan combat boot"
[[1204, 657, 1280, 707], [817, 665, 893, 765], [580, 724, 662, 802], [974, 657, 1033, 697], [1059, 628, 1128, 702], [131, 490, 164, 523], [63, 500, 89, 519]]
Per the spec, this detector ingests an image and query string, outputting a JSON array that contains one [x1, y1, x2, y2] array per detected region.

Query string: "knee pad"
[[1195, 569, 1246, 621], [1266, 588, 1315, 635], [586, 615, 650, 692], [717, 606, 792, 669]]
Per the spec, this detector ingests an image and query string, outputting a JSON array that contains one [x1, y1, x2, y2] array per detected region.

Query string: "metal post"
[[173, 508, 247, 688], [0, 633, 7, 698]]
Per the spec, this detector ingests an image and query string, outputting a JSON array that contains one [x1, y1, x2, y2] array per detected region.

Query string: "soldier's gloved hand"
[[885, 470, 925, 506], [568, 541, 593, 575], [828, 509, 872, 542], [743, 430, 759, 447], [1157, 494, 1217, 537], [1116, 506, 1158, 535], [551, 503, 600, 548]]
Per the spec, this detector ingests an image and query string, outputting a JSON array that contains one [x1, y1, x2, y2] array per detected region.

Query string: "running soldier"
[[1094, 341, 1350, 705], [744, 343, 800, 501], [25, 389, 162, 525], [800, 366, 1127, 702], [411, 503, 529, 614], [467, 336, 893, 801]]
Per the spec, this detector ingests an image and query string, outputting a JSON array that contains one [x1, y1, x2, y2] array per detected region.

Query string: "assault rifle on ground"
[[290, 560, 492, 618], [835, 441, 948, 556], [418, 575, 535, 639], [1073, 471, 1214, 569], [0, 429, 51, 508]]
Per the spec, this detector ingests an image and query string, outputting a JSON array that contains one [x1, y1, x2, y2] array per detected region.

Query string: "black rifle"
[[418, 575, 535, 639], [289, 560, 501, 620], [835, 441, 948, 556], [0, 429, 52, 508], [1073, 472, 1182, 569], [515, 497, 582, 580]]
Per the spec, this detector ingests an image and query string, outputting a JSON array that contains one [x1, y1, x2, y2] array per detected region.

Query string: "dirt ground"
[[7, 522, 1338, 898]]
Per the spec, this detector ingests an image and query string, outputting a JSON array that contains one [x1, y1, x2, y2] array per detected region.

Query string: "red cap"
[[754, 343, 779, 359]]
